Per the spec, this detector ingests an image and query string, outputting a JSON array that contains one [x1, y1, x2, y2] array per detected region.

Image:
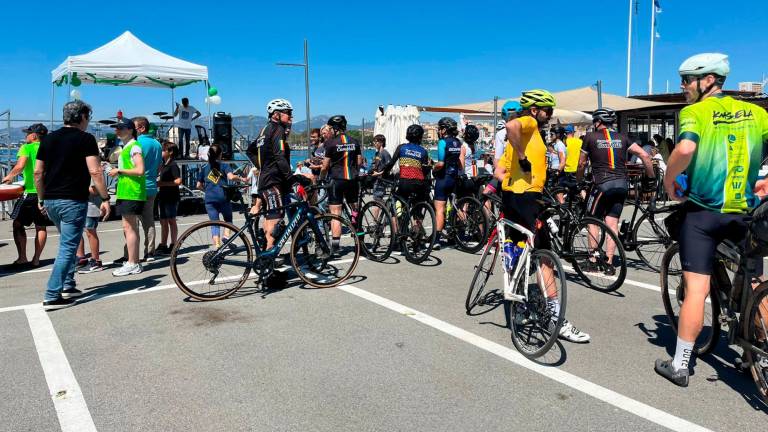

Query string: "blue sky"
[[1, 0, 766, 126]]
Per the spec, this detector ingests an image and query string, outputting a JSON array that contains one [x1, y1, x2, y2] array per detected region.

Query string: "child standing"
[[76, 184, 104, 273], [157, 141, 182, 254]]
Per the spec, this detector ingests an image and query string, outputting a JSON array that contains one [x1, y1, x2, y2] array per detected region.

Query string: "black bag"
[[746, 199, 768, 257]]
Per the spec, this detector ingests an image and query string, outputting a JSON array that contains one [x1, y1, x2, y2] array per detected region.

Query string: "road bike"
[[379, 178, 436, 264]]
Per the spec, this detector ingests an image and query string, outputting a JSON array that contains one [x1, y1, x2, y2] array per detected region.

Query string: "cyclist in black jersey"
[[246, 98, 294, 250], [433, 117, 463, 248], [320, 115, 363, 252]]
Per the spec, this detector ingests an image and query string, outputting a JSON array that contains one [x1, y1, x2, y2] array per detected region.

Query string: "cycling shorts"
[[262, 185, 287, 220], [586, 179, 628, 219], [433, 176, 456, 201], [329, 178, 359, 206], [679, 202, 749, 275], [501, 191, 550, 250], [396, 181, 429, 203]]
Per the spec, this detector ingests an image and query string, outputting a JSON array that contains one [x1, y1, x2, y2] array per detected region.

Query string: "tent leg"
[[50, 83, 55, 129]]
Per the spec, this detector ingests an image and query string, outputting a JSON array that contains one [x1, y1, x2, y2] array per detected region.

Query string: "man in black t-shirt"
[[368, 134, 392, 200], [35, 100, 111, 310], [578, 108, 655, 275]]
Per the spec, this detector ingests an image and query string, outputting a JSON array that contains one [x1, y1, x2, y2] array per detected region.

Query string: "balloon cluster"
[[205, 86, 221, 105]]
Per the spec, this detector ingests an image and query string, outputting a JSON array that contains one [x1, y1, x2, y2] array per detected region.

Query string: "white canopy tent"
[[373, 105, 420, 155], [50, 31, 210, 127]]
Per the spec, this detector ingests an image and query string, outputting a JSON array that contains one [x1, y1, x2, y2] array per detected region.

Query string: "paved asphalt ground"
[[1, 212, 766, 432]]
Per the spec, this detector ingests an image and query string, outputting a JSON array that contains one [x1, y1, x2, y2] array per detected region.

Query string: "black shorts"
[[396, 181, 429, 203], [679, 202, 749, 275], [261, 185, 287, 220], [586, 179, 628, 219], [501, 191, 550, 250], [12, 194, 53, 227], [116, 199, 145, 216], [158, 199, 179, 219], [329, 179, 359, 206]]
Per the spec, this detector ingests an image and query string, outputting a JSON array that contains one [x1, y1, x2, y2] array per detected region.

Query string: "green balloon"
[[208, 87, 218, 97]]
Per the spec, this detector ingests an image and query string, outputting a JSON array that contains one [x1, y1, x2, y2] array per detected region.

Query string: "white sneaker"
[[558, 320, 591, 343], [112, 262, 143, 277]]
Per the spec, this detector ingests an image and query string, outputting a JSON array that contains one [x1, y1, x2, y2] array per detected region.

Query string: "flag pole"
[[626, 0, 633, 96], [648, 0, 656, 94]]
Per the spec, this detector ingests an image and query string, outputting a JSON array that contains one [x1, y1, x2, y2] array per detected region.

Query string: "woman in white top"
[[459, 124, 480, 178]]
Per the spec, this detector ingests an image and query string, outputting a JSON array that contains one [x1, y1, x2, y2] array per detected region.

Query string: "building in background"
[[739, 82, 764, 94]]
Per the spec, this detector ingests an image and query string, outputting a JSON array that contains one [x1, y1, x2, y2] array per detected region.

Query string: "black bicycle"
[[618, 191, 675, 272], [379, 178, 437, 264], [170, 184, 361, 300], [442, 176, 489, 253]]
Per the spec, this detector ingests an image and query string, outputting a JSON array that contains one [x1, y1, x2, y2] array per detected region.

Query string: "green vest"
[[18, 141, 40, 193], [117, 140, 147, 201]]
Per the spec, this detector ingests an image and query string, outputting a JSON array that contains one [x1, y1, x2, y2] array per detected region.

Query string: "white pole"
[[648, 0, 656, 94], [50, 83, 55, 129], [626, 0, 633, 96]]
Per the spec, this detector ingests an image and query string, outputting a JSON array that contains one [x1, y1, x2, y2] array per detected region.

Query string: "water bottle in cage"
[[503, 240, 525, 271], [546, 217, 559, 235]]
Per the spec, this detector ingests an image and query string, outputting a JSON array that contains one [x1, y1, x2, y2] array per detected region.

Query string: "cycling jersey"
[[564, 136, 583, 173], [381, 142, 430, 183], [435, 136, 462, 179], [493, 129, 507, 161], [581, 129, 632, 185], [678, 95, 768, 213], [324, 134, 362, 180], [462, 142, 478, 177], [247, 121, 291, 191], [499, 116, 547, 193]]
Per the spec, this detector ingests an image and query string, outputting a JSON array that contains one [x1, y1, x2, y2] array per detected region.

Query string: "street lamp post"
[[276, 39, 311, 159]]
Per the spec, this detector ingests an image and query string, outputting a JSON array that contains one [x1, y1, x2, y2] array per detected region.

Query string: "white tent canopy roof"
[[51, 31, 208, 88]]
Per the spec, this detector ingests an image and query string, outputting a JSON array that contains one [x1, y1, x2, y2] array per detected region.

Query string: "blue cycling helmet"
[[564, 125, 574, 133], [501, 100, 523, 120]]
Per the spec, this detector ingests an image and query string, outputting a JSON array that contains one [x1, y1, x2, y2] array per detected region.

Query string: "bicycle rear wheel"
[[743, 281, 768, 404], [633, 212, 671, 272], [452, 196, 489, 253], [570, 217, 626, 292], [170, 220, 254, 301], [465, 233, 502, 315], [402, 201, 437, 264], [508, 249, 567, 359], [290, 213, 360, 288], [358, 199, 395, 262], [660, 243, 720, 356]]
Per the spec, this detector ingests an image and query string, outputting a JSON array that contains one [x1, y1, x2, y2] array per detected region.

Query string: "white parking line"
[[25, 307, 97, 432], [337, 284, 713, 432]]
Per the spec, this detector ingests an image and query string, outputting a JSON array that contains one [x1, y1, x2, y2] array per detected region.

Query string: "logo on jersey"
[[404, 149, 423, 158], [712, 109, 753, 125]]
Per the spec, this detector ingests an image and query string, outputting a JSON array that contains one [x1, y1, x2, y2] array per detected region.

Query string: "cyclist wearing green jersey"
[[655, 53, 768, 387]]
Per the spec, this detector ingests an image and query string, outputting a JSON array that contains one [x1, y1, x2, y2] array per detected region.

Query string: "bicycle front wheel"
[[508, 249, 567, 359], [171, 220, 254, 301], [358, 199, 395, 262], [290, 213, 361, 288], [466, 234, 501, 315], [633, 212, 671, 272], [659, 243, 720, 356], [402, 202, 436, 264], [744, 281, 768, 405], [570, 217, 627, 292], [452, 196, 489, 253]]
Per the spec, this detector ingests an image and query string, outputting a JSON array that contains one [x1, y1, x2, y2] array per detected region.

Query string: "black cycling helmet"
[[437, 117, 457, 130], [463, 124, 480, 143], [406, 124, 425, 143], [327, 115, 347, 132], [592, 108, 617, 125]]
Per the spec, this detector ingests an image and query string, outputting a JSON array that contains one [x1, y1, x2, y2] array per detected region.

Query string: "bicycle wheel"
[[633, 212, 671, 272], [660, 243, 720, 356], [402, 201, 437, 264], [744, 281, 768, 405], [508, 249, 567, 359], [171, 220, 254, 301], [358, 199, 395, 262], [465, 233, 502, 315], [452, 196, 489, 253], [569, 216, 627, 292], [290, 213, 360, 288]]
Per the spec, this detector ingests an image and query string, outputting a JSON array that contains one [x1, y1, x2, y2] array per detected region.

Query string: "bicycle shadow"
[[637, 315, 768, 412], [75, 274, 165, 306], [564, 272, 627, 298], [409, 254, 442, 267], [466, 290, 504, 317]]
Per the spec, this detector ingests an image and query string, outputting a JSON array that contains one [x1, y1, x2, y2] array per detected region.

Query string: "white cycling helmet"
[[496, 120, 506, 131], [266, 98, 293, 115], [678, 53, 730, 77]]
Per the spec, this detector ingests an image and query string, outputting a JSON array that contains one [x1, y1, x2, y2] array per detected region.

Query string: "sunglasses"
[[538, 107, 554, 115], [279, 110, 294, 117], [680, 75, 700, 85]]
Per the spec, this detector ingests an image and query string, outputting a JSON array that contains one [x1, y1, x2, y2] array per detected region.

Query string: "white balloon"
[[209, 95, 222, 105], [70, 89, 82, 100]]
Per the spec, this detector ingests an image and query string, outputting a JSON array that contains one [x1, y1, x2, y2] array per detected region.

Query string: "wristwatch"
[[101, 194, 110, 202]]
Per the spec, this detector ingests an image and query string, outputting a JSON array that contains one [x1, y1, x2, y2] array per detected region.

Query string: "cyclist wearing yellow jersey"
[[495, 89, 590, 343], [655, 53, 768, 387], [557, 125, 582, 204]]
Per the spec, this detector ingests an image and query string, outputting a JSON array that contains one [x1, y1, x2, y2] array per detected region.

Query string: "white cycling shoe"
[[558, 320, 591, 343]]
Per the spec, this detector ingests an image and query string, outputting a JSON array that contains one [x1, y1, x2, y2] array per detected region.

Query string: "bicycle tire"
[[171, 220, 254, 301], [290, 213, 360, 288], [465, 235, 501, 315], [744, 281, 768, 404], [452, 196, 489, 253], [358, 199, 395, 262], [569, 216, 627, 292], [508, 248, 567, 359], [402, 201, 436, 264], [659, 243, 720, 356], [633, 212, 671, 272]]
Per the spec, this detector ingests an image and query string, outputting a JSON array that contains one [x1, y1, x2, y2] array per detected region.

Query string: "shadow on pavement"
[[75, 274, 165, 306]]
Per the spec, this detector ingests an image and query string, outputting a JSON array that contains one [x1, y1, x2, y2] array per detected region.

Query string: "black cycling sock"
[[332, 237, 340, 250]]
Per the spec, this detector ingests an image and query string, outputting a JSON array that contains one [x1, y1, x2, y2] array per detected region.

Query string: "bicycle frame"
[[495, 218, 535, 302]]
